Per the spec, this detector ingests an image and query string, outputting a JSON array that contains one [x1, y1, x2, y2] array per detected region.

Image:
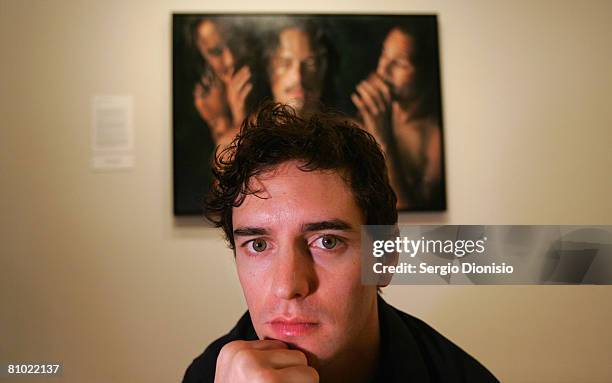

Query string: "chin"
[[285, 98, 305, 112], [261, 326, 335, 360]]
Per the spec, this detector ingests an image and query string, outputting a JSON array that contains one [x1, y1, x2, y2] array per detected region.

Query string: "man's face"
[[376, 28, 417, 101], [196, 20, 235, 84], [232, 161, 378, 366], [269, 28, 326, 114]]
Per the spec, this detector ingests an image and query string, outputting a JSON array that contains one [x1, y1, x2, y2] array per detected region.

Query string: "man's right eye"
[[248, 239, 267, 252]]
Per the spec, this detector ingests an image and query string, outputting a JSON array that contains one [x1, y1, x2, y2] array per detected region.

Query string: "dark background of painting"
[[173, 14, 444, 215]]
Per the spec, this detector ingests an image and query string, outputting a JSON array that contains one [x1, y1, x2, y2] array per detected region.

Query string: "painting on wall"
[[173, 14, 446, 215]]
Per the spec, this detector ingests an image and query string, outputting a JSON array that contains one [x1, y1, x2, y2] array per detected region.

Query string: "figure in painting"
[[352, 24, 443, 209]]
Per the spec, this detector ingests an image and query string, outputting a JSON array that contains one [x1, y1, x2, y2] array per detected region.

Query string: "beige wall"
[[1, 0, 611, 382]]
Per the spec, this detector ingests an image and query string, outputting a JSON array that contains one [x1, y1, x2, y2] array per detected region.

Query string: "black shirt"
[[182, 296, 499, 382]]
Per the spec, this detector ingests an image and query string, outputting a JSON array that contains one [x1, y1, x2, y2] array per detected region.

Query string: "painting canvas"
[[173, 14, 446, 215]]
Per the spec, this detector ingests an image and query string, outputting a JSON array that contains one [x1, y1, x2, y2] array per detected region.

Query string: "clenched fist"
[[214, 340, 319, 383]]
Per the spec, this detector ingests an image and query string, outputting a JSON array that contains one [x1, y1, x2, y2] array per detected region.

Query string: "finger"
[[218, 339, 287, 370], [226, 67, 235, 80], [370, 75, 391, 104], [361, 80, 385, 112], [245, 339, 289, 351], [255, 349, 308, 369], [229, 77, 250, 100], [237, 83, 253, 103], [235, 66, 250, 80], [275, 365, 319, 383], [352, 93, 375, 122], [351, 93, 368, 116], [231, 67, 251, 90], [224, 339, 288, 355], [357, 83, 379, 115]]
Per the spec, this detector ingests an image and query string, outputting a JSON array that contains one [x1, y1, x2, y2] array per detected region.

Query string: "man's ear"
[[377, 250, 398, 288]]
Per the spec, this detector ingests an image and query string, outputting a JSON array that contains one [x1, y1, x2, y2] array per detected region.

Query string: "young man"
[[183, 104, 497, 382]]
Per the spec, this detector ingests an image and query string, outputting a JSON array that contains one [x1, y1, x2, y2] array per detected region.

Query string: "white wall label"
[[91, 95, 134, 170]]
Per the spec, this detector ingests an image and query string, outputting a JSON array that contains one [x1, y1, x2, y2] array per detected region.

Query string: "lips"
[[268, 318, 319, 337], [285, 87, 305, 99]]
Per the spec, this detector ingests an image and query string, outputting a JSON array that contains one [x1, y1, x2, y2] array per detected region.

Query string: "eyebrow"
[[303, 219, 354, 232], [232, 219, 354, 237], [233, 227, 269, 237]]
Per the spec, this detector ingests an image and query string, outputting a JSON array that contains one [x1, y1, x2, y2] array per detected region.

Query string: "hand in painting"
[[226, 66, 253, 128], [193, 74, 232, 142], [351, 73, 392, 147]]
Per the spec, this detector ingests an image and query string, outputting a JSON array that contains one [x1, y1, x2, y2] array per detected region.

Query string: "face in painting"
[[232, 161, 379, 367], [376, 28, 417, 101], [196, 19, 235, 84], [269, 28, 326, 114]]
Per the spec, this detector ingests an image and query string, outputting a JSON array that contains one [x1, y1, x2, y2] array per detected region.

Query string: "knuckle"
[[227, 340, 246, 351], [308, 366, 320, 381], [233, 348, 256, 367], [252, 368, 276, 383], [294, 350, 308, 364], [219, 340, 245, 360]]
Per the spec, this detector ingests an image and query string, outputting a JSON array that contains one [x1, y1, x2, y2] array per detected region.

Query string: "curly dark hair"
[[205, 102, 398, 249]]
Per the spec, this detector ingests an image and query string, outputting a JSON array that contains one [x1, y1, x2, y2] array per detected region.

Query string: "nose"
[[272, 240, 315, 300], [287, 61, 303, 88]]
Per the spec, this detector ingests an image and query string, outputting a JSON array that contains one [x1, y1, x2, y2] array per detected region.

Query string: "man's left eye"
[[249, 238, 267, 252], [315, 235, 338, 250]]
